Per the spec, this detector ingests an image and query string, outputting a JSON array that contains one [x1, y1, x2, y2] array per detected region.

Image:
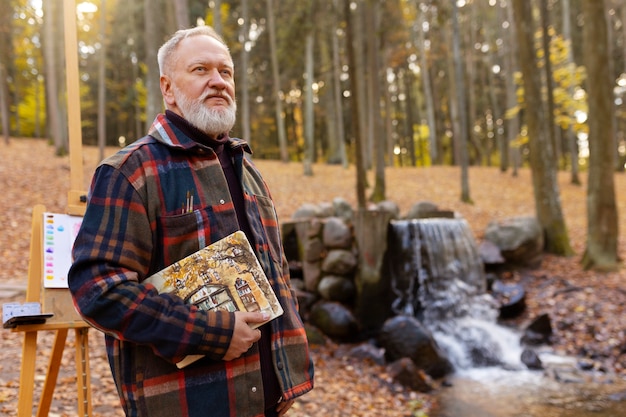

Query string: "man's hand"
[[222, 311, 269, 361]]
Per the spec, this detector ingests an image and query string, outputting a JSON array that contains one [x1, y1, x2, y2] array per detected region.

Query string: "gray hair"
[[157, 26, 229, 76]]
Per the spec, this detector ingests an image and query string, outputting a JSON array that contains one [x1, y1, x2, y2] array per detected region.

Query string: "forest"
[[0, 0, 622, 270]]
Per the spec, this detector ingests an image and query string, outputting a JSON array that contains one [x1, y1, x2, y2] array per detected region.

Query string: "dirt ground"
[[1, 138, 625, 416]]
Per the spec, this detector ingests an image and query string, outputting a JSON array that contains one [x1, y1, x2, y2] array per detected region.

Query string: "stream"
[[387, 218, 626, 417], [432, 364, 626, 417]]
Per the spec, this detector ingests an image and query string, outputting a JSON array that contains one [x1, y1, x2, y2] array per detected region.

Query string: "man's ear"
[[161, 75, 176, 106]]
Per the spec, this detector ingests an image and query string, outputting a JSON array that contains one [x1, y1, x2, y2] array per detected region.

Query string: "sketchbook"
[[144, 230, 283, 368]]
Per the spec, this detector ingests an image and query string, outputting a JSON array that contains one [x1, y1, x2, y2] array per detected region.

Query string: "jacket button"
[[219, 199, 225, 204], [251, 386, 257, 393], [277, 362, 284, 370]]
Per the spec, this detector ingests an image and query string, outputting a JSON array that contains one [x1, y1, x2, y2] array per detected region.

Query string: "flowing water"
[[387, 218, 626, 416]]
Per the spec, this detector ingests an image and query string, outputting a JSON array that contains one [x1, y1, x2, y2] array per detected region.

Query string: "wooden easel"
[[12, 1, 93, 415]]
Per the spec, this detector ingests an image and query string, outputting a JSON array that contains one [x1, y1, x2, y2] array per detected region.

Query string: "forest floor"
[[1, 138, 626, 416]]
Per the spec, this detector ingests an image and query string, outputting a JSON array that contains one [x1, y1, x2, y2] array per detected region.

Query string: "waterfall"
[[387, 218, 523, 370]]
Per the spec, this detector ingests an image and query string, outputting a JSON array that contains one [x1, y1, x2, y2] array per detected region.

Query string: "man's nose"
[[207, 69, 227, 89]]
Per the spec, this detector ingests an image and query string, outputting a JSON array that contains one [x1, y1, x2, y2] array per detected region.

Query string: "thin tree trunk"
[[303, 32, 314, 176], [266, 0, 289, 162], [173, 0, 190, 29], [416, 6, 437, 164], [332, 0, 347, 168], [97, 0, 107, 161], [43, 0, 64, 153], [345, 0, 366, 209], [0, 64, 9, 144], [239, 0, 251, 142], [451, 1, 471, 203], [367, 0, 385, 202], [144, 0, 162, 130], [562, 0, 581, 184], [212, 0, 222, 35]]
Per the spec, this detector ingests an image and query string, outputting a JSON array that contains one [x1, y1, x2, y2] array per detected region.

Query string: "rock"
[[292, 203, 323, 220], [322, 217, 353, 249], [378, 315, 453, 378], [483, 216, 544, 267], [491, 279, 526, 319], [317, 275, 356, 303], [348, 342, 386, 365], [321, 249, 357, 275], [521, 348, 543, 370], [309, 301, 359, 342], [479, 239, 505, 265], [374, 200, 400, 219], [521, 313, 553, 345], [387, 357, 435, 392], [404, 201, 440, 219], [332, 197, 354, 221]]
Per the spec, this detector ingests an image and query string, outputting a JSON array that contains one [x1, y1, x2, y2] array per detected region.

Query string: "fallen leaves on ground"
[[1, 138, 625, 416]]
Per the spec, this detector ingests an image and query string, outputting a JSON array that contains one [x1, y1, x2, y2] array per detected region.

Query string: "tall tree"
[[97, 0, 107, 161], [266, 0, 289, 162], [238, 0, 251, 142], [173, 0, 190, 29], [451, 1, 471, 203], [0, 0, 11, 144], [561, 0, 581, 185], [367, 0, 386, 202], [415, 2, 438, 164], [303, 26, 315, 176], [512, 0, 573, 255], [43, 0, 67, 154], [144, 0, 162, 130], [346, 0, 366, 209], [581, 0, 619, 270]]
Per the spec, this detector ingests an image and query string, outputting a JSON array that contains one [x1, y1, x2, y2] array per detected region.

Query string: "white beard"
[[173, 87, 237, 137]]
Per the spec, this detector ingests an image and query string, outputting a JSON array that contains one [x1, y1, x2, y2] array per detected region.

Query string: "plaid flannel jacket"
[[69, 114, 314, 417]]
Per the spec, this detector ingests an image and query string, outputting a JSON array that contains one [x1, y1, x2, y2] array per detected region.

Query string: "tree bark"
[[346, 0, 366, 209], [266, 0, 289, 162], [512, 0, 573, 255], [581, 0, 619, 270]]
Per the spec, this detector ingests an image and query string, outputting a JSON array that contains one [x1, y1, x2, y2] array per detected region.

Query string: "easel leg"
[[75, 327, 92, 417], [37, 329, 68, 417], [17, 331, 38, 417]]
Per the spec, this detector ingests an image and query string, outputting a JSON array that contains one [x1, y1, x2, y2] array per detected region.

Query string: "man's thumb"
[[245, 311, 270, 324]]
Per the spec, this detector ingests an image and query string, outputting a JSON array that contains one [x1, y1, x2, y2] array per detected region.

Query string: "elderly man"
[[69, 25, 314, 417]]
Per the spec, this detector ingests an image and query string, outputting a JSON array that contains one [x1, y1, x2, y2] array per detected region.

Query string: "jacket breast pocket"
[[156, 207, 236, 268]]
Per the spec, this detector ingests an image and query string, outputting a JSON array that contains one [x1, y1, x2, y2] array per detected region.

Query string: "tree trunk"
[[512, 0, 573, 256], [97, 0, 107, 161], [367, 0, 385, 202], [212, 0, 222, 35], [173, 0, 190, 29], [581, 0, 619, 271], [266, 0, 289, 162], [43, 0, 65, 154], [0, 64, 9, 144], [331, 0, 348, 167], [144, 0, 162, 130], [239, 0, 251, 143], [503, 2, 520, 176], [561, 0, 581, 185], [345, 0, 366, 209], [416, 6, 437, 164], [303, 32, 314, 176], [539, 0, 560, 165], [451, 1, 471, 203]]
